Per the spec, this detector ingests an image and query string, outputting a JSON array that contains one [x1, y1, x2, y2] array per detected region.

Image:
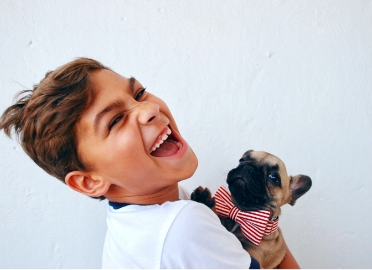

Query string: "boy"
[[0, 58, 298, 268]]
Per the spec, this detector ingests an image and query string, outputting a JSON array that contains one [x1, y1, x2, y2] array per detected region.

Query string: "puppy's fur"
[[191, 150, 312, 269]]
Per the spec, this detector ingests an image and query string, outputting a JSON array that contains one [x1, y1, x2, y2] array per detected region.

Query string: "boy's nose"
[[135, 101, 160, 125]]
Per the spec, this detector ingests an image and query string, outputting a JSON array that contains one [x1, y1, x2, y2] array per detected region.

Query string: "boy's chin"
[[165, 147, 198, 181], [180, 149, 198, 178]]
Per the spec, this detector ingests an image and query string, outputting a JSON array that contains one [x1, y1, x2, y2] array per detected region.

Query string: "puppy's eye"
[[268, 174, 278, 181], [268, 173, 281, 185], [135, 88, 146, 101]]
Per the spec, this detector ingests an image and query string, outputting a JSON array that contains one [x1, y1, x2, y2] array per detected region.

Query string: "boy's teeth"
[[176, 141, 182, 149], [151, 131, 171, 153]]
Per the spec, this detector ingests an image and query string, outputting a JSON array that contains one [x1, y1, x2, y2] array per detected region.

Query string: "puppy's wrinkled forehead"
[[242, 150, 287, 174]]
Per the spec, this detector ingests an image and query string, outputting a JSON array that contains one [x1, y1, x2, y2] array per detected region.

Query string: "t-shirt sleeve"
[[161, 201, 254, 269]]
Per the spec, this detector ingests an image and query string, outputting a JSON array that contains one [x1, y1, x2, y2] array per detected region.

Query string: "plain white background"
[[1, 0, 371, 268]]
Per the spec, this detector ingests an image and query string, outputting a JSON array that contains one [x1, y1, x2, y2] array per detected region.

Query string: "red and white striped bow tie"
[[214, 186, 279, 246]]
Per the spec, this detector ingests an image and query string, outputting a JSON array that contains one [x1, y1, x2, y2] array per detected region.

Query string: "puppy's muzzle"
[[227, 164, 269, 210]]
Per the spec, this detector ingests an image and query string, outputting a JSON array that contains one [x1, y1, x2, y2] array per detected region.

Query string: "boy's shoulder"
[[104, 199, 252, 268], [106, 199, 217, 243], [161, 200, 253, 268], [103, 199, 218, 268]]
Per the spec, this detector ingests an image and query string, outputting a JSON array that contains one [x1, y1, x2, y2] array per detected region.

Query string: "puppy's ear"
[[241, 150, 254, 161], [289, 175, 312, 205]]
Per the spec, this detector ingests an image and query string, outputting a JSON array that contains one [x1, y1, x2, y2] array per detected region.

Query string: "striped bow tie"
[[214, 186, 279, 246]]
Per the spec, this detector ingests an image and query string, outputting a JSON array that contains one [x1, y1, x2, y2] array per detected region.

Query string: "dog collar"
[[214, 186, 279, 246]]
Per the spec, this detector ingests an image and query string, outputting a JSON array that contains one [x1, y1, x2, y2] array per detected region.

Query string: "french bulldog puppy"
[[191, 150, 312, 269]]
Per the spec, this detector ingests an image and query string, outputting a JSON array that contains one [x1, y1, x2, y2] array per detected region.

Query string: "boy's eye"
[[135, 88, 146, 101], [109, 115, 123, 130]]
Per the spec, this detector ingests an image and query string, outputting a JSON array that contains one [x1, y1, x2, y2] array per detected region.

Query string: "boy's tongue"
[[151, 140, 179, 157]]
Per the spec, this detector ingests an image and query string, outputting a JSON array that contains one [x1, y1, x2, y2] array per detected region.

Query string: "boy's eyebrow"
[[129, 76, 136, 95], [93, 76, 137, 133], [94, 100, 125, 133]]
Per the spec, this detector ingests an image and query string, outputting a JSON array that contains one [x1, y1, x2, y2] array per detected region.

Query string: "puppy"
[[191, 150, 312, 269]]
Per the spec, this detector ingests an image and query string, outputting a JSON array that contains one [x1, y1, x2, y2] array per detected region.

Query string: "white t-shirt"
[[102, 186, 252, 268]]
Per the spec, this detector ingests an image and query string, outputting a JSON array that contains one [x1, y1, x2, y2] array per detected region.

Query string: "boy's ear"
[[65, 171, 110, 197]]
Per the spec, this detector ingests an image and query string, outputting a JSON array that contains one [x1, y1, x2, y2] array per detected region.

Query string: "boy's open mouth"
[[150, 126, 182, 157]]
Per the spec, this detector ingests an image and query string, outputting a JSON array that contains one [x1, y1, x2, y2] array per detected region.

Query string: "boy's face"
[[75, 69, 198, 198]]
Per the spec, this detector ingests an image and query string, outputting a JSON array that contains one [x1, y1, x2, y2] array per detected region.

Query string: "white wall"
[[1, 0, 371, 268]]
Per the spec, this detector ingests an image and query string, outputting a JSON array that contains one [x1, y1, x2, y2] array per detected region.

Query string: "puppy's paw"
[[191, 186, 216, 210]]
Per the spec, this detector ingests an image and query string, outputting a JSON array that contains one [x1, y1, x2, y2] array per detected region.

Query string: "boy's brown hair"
[[0, 58, 107, 198]]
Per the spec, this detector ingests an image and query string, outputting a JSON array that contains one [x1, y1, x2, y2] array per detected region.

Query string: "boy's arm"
[[278, 242, 300, 269]]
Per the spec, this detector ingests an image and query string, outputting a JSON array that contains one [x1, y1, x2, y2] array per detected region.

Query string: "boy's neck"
[[106, 183, 180, 205]]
